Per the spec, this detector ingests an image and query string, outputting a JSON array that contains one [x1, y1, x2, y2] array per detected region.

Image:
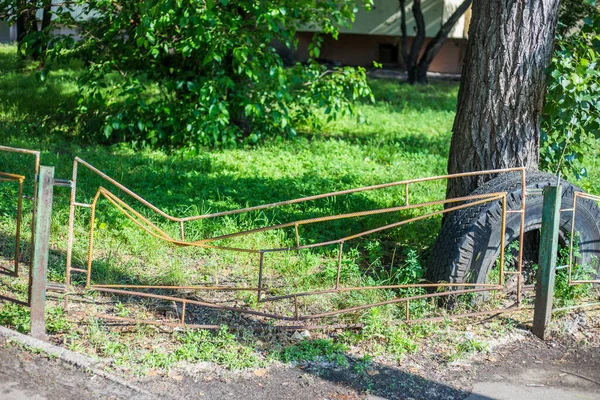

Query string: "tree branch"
[[417, 0, 472, 81]]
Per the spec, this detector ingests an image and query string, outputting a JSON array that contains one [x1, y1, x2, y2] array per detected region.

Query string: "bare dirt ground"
[[137, 328, 600, 400], [1, 309, 599, 400]]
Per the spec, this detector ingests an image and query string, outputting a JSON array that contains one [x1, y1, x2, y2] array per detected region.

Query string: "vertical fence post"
[[30, 166, 54, 340], [532, 185, 562, 340]]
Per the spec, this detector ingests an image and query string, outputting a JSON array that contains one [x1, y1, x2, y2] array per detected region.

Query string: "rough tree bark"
[[399, 0, 472, 84], [446, 0, 560, 200]]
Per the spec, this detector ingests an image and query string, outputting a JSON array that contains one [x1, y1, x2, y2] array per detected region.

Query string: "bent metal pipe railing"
[[0, 146, 41, 276], [0, 172, 25, 277], [568, 191, 600, 285], [63, 156, 528, 327], [0, 146, 41, 306]]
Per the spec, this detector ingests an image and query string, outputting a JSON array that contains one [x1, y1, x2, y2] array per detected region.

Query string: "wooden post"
[[30, 166, 54, 340], [532, 185, 562, 340]]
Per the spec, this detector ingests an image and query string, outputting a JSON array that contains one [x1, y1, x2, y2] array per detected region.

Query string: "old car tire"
[[427, 172, 600, 286]]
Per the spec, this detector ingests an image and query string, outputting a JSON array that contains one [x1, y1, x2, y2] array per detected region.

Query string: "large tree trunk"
[[446, 0, 560, 200]]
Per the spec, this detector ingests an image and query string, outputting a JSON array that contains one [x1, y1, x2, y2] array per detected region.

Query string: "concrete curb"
[[0, 325, 159, 399]]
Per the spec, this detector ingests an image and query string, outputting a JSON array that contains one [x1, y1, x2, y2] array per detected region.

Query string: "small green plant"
[[279, 339, 349, 367], [553, 236, 598, 306], [447, 337, 487, 362], [46, 306, 74, 334], [114, 303, 130, 317], [352, 354, 374, 375], [0, 303, 30, 333]]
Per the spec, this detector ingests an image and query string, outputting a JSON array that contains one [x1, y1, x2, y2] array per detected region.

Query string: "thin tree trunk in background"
[[16, 0, 39, 55], [416, 0, 472, 83], [16, 0, 27, 51], [42, 0, 52, 30], [407, 0, 425, 83], [446, 0, 560, 200], [399, 0, 408, 70]]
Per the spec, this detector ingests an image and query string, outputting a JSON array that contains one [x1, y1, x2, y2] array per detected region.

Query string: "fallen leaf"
[[254, 369, 267, 377]]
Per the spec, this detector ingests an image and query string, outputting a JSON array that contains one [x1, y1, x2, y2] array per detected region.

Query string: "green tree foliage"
[[542, 13, 600, 178], [557, 0, 600, 36], [42, 0, 374, 148]]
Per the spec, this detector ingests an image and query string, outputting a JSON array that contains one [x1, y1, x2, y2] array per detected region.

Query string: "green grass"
[[0, 43, 598, 374], [0, 43, 461, 371], [0, 43, 455, 314]]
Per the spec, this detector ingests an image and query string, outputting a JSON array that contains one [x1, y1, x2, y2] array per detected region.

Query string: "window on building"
[[377, 43, 399, 64]]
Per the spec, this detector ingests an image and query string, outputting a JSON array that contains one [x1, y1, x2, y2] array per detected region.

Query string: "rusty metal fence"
[[568, 192, 600, 285], [0, 145, 40, 306], [58, 154, 529, 328], [2, 144, 553, 331]]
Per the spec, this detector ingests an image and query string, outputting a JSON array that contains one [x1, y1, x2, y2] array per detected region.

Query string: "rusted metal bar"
[[91, 287, 297, 320], [0, 145, 41, 156], [0, 173, 25, 277], [90, 284, 261, 291], [294, 295, 299, 320], [499, 194, 507, 286], [0, 294, 28, 306], [303, 287, 500, 320], [65, 158, 78, 307], [0, 146, 41, 282], [31, 152, 40, 282], [575, 192, 600, 202], [552, 302, 600, 313], [568, 193, 578, 284], [30, 166, 54, 340], [13, 178, 24, 276], [53, 179, 73, 188], [257, 252, 265, 302], [409, 306, 521, 324], [260, 283, 502, 303], [82, 312, 364, 331], [86, 190, 101, 287], [93, 187, 259, 253], [566, 192, 600, 285], [74, 156, 524, 223], [196, 192, 506, 245], [335, 241, 344, 289], [570, 280, 600, 284]]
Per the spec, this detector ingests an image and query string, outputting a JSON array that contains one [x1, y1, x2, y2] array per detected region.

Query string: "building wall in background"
[[293, 32, 466, 73], [301, 0, 469, 39], [294, 0, 470, 74]]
